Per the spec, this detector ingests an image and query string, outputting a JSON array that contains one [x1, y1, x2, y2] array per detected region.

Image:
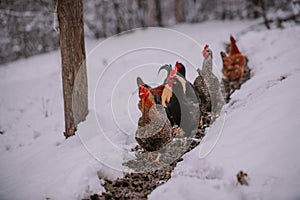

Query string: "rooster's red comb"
[[139, 85, 146, 91], [139, 85, 149, 99], [204, 44, 209, 50], [175, 61, 182, 71]]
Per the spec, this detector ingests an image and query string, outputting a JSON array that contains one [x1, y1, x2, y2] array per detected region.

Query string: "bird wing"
[[161, 85, 173, 108]]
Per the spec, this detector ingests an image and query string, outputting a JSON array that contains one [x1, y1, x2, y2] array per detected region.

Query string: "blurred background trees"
[[0, 0, 59, 65], [0, 0, 299, 65]]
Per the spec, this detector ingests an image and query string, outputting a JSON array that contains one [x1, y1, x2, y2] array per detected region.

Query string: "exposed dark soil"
[[88, 127, 206, 200]]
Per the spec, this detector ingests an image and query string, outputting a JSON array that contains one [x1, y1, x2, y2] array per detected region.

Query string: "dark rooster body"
[[159, 62, 200, 136]]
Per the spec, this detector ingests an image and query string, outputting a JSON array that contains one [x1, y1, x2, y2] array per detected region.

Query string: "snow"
[[149, 24, 300, 200], [0, 45, 108, 199], [1, 21, 300, 199]]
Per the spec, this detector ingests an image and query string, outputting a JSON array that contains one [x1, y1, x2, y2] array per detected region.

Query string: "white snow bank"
[[149, 24, 300, 200], [0, 40, 109, 200]]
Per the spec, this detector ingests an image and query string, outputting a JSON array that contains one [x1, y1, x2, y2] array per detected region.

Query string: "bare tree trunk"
[[147, 0, 155, 26], [155, 0, 163, 26], [259, 0, 270, 29], [101, 0, 108, 38], [56, 0, 88, 138], [249, 0, 260, 18], [137, 0, 146, 27], [175, 0, 185, 23], [113, 1, 122, 34]]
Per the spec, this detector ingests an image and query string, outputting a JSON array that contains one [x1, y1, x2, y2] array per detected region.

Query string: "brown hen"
[[135, 80, 173, 162], [221, 35, 246, 96]]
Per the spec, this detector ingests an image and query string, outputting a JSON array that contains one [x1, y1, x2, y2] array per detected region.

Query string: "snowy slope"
[[0, 21, 299, 200], [0, 43, 110, 199], [149, 25, 300, 200]]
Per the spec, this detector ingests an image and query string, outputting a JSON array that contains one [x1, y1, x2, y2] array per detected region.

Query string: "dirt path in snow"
[[87, 60, 251, 200]]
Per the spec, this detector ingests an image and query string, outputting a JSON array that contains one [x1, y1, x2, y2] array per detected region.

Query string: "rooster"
[[159, 63, 182, 128], [221, 35, 246, 99], [159, 62, 200, 136], [135, 84, 173, 162]]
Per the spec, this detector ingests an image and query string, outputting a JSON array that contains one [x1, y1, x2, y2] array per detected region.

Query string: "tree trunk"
[[175, 0, 185, 23], [155, 0, 163, 26], [147, 0, 155, 26], [251, 0, 260, 18], [137, 0, 146, 27], [101, 0, 108, 38], [259, 0, 270, 29], [57, 0, 88, 138], [113, 1, 122, 34]]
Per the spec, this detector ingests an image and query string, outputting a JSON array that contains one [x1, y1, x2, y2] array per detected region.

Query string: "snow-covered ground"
[[0, 21, 299, 199], [149, 25, 300, 199]]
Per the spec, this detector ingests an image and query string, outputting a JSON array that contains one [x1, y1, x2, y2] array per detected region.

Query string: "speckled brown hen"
[[195, 45, 224, 121], [135, 84, 173, 162]]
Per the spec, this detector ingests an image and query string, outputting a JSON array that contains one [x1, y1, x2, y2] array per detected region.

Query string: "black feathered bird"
[[159, 62, 200, 136]]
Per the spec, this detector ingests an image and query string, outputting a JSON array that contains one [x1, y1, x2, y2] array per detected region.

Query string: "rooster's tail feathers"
[[229, 35, 241, 56]]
